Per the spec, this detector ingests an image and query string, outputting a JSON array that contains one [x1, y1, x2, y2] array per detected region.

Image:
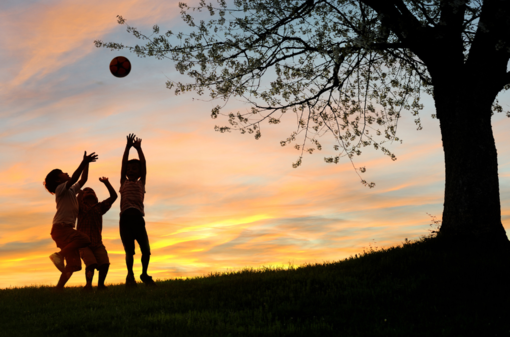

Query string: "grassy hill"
[[1, 236, 509, 336]]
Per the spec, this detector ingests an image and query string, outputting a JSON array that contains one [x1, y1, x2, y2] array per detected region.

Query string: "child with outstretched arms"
[[44, 151, 98, 290], [119, 133, 155, 287], [77, 177, 117, 291]]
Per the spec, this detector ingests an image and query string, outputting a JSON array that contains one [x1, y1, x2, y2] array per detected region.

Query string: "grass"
[[1, 235, 509, 336]]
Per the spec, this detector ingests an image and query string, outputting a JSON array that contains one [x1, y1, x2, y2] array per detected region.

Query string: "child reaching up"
[[77, 177, 117, 291], [44, 151, 98, 290], [119, 133, 155, 287]]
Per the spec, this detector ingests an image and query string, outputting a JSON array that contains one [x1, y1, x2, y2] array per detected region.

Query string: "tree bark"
[[434, 82, 508, 243]]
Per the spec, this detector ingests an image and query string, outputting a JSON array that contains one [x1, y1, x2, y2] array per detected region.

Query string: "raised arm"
[[121, 133, 135, 185], [66, 151, 98, 190], [133, 137, 146, 184], [78, 159, 89, 188], [99, 177, 117, 204]]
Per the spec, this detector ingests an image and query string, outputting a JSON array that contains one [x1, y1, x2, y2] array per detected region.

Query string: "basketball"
[[110, 56, 131, 78]]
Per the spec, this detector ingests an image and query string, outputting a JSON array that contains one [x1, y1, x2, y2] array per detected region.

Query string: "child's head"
[[78, 187, 98, 206], [126, 159, 141, 181], [44, 169, 70, 194]]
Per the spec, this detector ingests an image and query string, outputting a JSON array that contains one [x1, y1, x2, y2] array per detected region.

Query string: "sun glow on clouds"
[[1, 0, 510, 289]]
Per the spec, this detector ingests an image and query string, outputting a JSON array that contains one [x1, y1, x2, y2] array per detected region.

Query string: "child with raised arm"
[[119, 133, 155, 287], [44, 151, 98, 290], [77, 177, 117, 291]]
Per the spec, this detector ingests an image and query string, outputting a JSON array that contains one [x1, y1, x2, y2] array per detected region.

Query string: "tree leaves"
[[95, 0, 498, 188]]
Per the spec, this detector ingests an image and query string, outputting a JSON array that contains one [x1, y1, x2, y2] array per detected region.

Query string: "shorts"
[[80, 243, 110, 268], [51, 223, 91, 272], [119, 208, 151, 256]]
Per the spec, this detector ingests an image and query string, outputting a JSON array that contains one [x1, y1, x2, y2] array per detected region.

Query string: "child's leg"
[[95, 244, 110, 289], [98, 264, 109, 288], [125, 254, 134, 276], [138, 239, 151, 275], [62, 248, 83, 285], [136, 225, 155, 285], [120, 212, 136, 280], [80, 246, 97, 287], [124, 254, 137, 287], [137, 233, 151, 277], [61, 232, 90, 284], [50, 223, 88, 272], [56, 271, 73, 289], [141, 254, 150, 276], [85, 264, 97, 287], [133, 214, 151, 277], [51, 225, 88, 289]]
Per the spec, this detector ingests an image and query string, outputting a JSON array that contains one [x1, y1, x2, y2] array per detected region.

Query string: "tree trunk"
[[435, 83, 508, 244]]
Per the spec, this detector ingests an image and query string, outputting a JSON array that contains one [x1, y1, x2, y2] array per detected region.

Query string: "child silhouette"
[[77, 177, 117, 291], [119, 134, 155, 287], [44, 151, 97, 290]]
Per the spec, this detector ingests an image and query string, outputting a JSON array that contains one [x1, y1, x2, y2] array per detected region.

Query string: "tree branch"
[[359, 0, 432, 57], [360, 0, 422, 33], [467, 0, 510, 79], [408, 0, 437, 27], [438, 0, 467, 29], [370, 42, 406, 49]]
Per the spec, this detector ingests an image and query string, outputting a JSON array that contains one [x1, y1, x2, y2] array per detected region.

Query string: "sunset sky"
[[1, 0, 510, 289]]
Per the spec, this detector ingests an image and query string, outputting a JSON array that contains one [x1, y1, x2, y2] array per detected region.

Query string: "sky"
[[1, 0, 510, 289]]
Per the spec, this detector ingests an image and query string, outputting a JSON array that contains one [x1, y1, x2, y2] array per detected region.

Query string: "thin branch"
[[408, 0, 437, 27]]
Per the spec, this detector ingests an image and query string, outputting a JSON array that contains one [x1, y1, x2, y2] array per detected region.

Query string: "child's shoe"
[[140, 274, 156, 286], [125, 275, 137, 288], [97, 285, 108, 291], [49, 252, 65, 272]]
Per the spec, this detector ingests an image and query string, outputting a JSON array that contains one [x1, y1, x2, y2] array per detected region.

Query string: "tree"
[[96, 0, 510, 243]]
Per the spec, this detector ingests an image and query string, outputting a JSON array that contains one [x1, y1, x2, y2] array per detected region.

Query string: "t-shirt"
[[77, 200, 112, 245], [53, 181, 81, 226], [119, 180, 145, 216]]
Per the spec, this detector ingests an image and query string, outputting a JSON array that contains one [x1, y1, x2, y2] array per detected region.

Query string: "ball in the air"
[[110, 56, 131, 78]]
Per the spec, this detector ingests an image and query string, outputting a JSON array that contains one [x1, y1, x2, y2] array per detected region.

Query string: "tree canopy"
[[96, 0, 510, 188]]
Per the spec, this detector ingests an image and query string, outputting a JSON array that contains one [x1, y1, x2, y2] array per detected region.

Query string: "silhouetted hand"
[[99, 177, 109, 184], [126, 133, 136, 148], [83, 151, 98, 163], [133, 137, 142, 150]]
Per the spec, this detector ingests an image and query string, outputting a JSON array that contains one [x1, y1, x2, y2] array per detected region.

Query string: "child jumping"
[[77, 177, 117, 291], [119, 133, 155, 287], [44, 151, 98, 290]]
